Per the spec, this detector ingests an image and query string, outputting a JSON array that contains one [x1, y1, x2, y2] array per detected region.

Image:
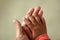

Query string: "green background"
[[0, 0, 60, 40]]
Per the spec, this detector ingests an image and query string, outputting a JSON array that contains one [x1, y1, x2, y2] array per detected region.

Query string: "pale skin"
[[13, 6, 47, 40]]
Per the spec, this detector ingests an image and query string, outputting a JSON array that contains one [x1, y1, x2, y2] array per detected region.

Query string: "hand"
[[13, 20, 29, 40], [23, 6, 47, 39]]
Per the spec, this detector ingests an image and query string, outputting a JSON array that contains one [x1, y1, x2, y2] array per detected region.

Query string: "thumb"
[[13, 19, 24, 37]]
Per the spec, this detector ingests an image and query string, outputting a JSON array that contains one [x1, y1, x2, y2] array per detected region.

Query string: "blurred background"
[[0, 0, 60, 40]]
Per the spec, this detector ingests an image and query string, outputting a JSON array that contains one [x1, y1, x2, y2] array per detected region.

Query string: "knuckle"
[[28, 22, 31, 25]]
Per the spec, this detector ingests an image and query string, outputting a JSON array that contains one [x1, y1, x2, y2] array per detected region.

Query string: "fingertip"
[[27, 8, 34, 14], [38, 10, 43, 17], [30, 8, 34, 10], [33, 6, 41, 16], [29, 8, 34, 12], [13, 19, 21, 27], [13, 19, 17, 24], [35, 6, 41, 10], [26, 8, 34, 17]]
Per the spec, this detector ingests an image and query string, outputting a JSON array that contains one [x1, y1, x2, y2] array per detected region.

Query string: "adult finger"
[[41, 17, 47, 33], [38, 10, 43, 17], [32, 6, 41, 24], [25, 8, 34, 18], [41, 17, 46, 26], [22, 25, 33, 40], [24, 18, 34, 30], [33, 6, 41, 16], [28, 16, 38, 25], [13, 19, 24, 37]]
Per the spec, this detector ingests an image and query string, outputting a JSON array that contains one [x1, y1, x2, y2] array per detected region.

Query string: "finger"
[[13, 19, 24, 37], [32, 6, 41, 24], [23, 8, 34, 26], [22, 26, 33, 40], [33, 6, 41, 16], [24, 18, 33, 30], [41, 17, 47, 33], [41, 17, 46, 26], [33, 10, 43, 24], [38, 10, 43, 17], [28, 16, 38, 25], [25, 8, 34, 18], [33, 15, 41, 25]]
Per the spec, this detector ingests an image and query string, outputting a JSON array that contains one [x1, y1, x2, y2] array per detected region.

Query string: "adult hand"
[[23, 6, 47, 40], [13, 20, 29, 40]]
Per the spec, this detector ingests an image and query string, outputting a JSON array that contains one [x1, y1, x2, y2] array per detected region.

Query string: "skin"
[[13, 6, 47, 40], [13, 19, 29, 40], [23, 6, 47, 40]]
